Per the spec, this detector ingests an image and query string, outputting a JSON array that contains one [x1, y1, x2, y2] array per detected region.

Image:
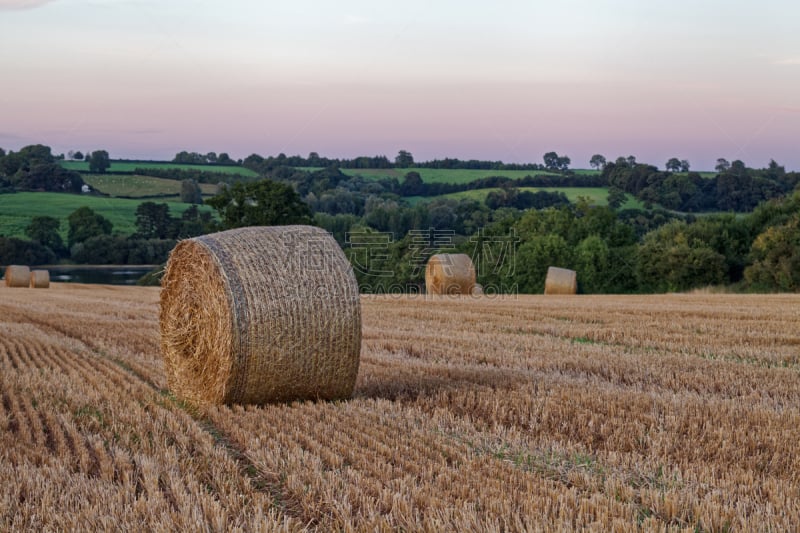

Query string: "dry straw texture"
[[3, 287, 800, 530], [425, 253, 476, 295], [544, 266, 577, 295], [4, 265, 30, 288], [159, 225, 361, 407], [29, 269, 50, 289]]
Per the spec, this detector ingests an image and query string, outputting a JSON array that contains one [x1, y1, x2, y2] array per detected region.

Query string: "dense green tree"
[[400, 171, 424, 196], [636, 221, 727, 292], [0, 236, 56, 265], [395, 150, 414, 168], [25, 216, 65, 256], [180, 178, 203, 204], [543, 152, 560, 170], [345, 230, 427, 294], [607, 187, 627, 209], [314, 213, 361, 245], [134, 202, 173, 239], [516, 234, 573, 293], [206, 178, 312, 229], [665, 158, 682, 172], [574, 235, 610, 293], [173, 151, 208, 164], [88, 150, 110, 173], [589, 154, 606, 170], [18, 144, 55, 165], [67, 206, 113, 248], [543, 152, 570, 171], [744, 215, 800, 291], [70, 235, 174, 265], [715, 158, 730, 172], [174, 204, 217, 238], [10, 162, 84, 193]]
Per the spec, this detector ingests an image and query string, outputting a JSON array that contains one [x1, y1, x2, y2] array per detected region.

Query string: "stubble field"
[[1, 285, 799, 531]]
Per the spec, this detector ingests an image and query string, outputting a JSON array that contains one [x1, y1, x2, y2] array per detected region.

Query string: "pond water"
[[46, 266, 157, 285]]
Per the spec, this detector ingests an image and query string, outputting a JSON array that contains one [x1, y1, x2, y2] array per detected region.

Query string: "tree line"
[[2, 144, 799, 292]]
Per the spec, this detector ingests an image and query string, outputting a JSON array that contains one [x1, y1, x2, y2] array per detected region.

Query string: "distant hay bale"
[[472, 283, 484, 296], [425, 253, 476, 295], [29, 269, 50, 288], [544, 266, 577, 295], [159, 225, 362, 407], [4, 265, 30, 288]]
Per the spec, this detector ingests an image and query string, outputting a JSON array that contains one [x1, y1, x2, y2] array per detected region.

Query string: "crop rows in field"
[[1, 286, 799, 530]]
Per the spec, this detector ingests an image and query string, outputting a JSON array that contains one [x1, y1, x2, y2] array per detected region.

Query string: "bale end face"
[[30, 269, 50, 288], [4, 265, 30, 288], [425, 253, 476, 295], [544, 266, 577, 295], [160, 225, 361, 407]]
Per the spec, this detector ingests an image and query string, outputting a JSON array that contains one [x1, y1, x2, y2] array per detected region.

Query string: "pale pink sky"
[[1, 0, 798, 170]]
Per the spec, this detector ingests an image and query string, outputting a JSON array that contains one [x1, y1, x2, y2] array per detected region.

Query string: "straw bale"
[[159, 225, 361, 407], [4, 265, 30, 288], [425, 254, 476, 295], [544, 266, 577, 295], [29, 269, 50, 288]]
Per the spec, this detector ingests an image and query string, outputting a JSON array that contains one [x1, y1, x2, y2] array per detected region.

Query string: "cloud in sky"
[[0, 0, 55, 10]]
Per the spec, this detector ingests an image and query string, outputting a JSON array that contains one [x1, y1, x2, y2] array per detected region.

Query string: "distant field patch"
[[340, 168, 563, 184], [0, 192, 215, 240], [61, 160, 258, 177], [410, 187, 643, 209], [82, 174, 219, 198]]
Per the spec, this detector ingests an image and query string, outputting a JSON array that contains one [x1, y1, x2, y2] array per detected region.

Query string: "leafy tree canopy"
[[206, 179, 312, 229]]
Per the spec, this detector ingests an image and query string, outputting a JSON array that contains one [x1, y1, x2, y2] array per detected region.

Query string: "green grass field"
[[82, 174, 219, 198], [61, 161, 258, 177], [340, 168, 568, 184], [407, 187, 644, 209], [0, 192, 215, 240]]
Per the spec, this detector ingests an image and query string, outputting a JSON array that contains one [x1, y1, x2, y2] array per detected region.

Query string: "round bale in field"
[[544, 266, 577, 295], [159, 225, 361, 407], [4, 265, 31, 288], [425, 253, 476, 295], [29, 269, 50, 289]]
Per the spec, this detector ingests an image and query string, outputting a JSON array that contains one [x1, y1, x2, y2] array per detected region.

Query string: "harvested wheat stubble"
[[29, 269, 50, 288], [425, 253, 476, 295], [4, 265, 30, 288], [159, 225, 362, 407], [544, 266, 577, 295]]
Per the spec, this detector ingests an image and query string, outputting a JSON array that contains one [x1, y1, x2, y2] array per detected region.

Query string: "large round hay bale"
[[425, 253, 476, 295], [29, 269, 50, 288], [4, 265, 30, 288], [544, 266, 577, 295], [159, 225, 361, 407]]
